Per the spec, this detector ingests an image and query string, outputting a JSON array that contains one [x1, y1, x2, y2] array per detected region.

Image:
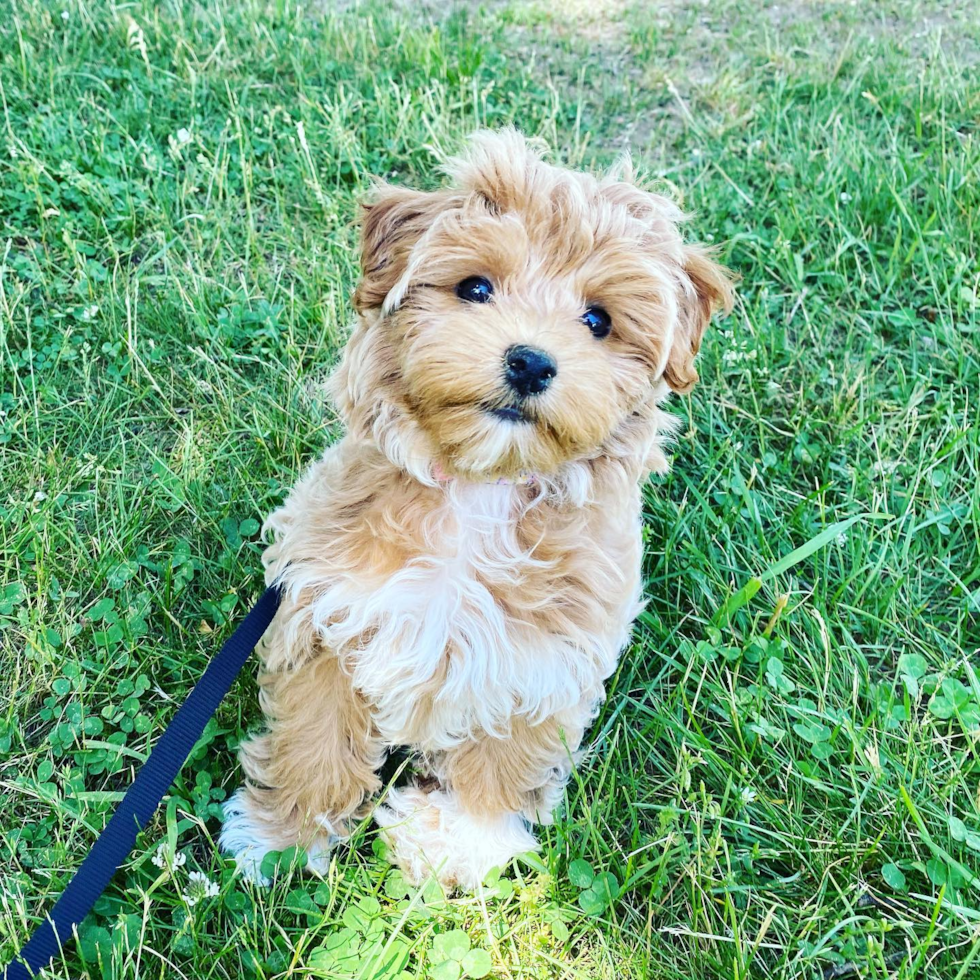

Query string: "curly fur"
[[220, 129, 733, 890]]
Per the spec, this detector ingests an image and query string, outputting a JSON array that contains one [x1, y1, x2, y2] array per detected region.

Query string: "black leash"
[[2, 585, 282, 980]]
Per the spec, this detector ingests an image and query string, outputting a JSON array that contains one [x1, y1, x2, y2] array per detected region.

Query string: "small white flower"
[[182, 870, 219, 906], [151, 842, 187, 873], [81, 304, 99, 321], [33, 491, 47, 503], [840, 191, 852, 203], [176, 128, 191, 145], [836, 532, 847, 546], [740, 786, 757, 805], [61, 10, 69, 20]]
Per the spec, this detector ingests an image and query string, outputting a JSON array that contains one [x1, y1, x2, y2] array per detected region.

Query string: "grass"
[[1, 0, 979, 977]]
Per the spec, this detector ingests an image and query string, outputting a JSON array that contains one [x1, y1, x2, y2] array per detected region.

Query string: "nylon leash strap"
[[2, 585, 282, 980]]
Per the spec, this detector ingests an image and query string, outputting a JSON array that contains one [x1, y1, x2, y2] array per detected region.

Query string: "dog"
[[219, 129, 733, 891]]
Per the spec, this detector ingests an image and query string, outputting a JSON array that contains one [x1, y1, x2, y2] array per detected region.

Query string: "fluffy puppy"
[[220, 129, 733, 890]]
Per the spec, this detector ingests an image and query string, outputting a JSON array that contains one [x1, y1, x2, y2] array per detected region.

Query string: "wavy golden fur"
[[220, 129, 733, 890]]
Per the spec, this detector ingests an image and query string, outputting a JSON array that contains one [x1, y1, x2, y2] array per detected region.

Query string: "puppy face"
[[339, 130, 733, 481]]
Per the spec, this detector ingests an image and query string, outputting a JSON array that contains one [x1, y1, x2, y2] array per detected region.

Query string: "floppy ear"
[[664, 246, 735, 394], [353, 182, 449, 314]]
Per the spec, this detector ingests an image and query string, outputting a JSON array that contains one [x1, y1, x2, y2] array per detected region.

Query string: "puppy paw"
[[374, 785, 537, 891], [219, 787, 338, 885]]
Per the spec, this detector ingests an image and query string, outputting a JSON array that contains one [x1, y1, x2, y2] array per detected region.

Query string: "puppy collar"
[[432, 462, 536, 487]]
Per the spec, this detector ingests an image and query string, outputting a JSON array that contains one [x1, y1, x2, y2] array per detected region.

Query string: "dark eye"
[[582, 306, 611, 339], [456, 276, 494, 303]]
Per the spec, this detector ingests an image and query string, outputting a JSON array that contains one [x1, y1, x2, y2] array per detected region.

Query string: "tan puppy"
[[220, 130, 733, 890]]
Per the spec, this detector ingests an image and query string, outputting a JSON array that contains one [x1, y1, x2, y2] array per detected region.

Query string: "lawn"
[[1, 1, 979, 978]]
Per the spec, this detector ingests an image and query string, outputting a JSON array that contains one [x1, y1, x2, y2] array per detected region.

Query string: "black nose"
[[504, 345, 556, 397]]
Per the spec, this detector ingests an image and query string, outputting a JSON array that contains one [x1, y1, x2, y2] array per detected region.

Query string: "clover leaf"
[[882, 863, 907, 891], [567, 858, 594, 888]]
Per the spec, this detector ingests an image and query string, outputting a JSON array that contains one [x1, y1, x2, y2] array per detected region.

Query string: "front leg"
[[375, 714, 582, 890], [221, 609, 384, 882]]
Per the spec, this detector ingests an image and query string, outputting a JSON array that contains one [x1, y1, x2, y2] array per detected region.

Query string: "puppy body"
[[220, 131, 732, 889]]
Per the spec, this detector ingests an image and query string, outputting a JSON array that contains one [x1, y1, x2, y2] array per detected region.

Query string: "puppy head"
[[336, 129, 733, 482]]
